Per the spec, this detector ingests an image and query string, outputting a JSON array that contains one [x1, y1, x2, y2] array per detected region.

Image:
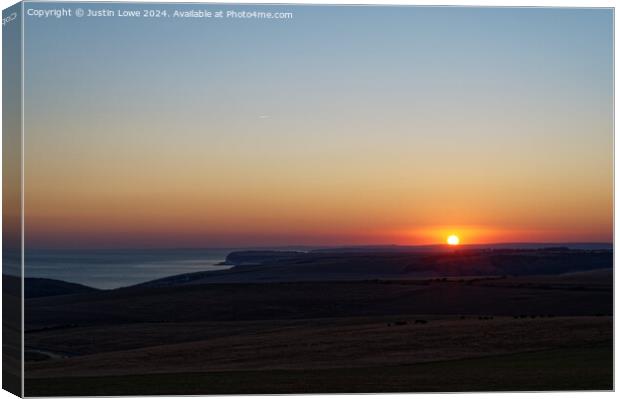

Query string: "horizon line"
[[21, 241, 614, 252]]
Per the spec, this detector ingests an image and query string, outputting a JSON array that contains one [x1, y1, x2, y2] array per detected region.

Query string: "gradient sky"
[[22, 4, 613, 249]]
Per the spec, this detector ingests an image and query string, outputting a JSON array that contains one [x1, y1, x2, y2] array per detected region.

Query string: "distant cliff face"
[[121, 248, 614, 288], [215, 248, 615, 284], [224, 251, 306, 266]]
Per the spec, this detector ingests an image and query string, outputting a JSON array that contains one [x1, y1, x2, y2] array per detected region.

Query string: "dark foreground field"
[[23, 249, 613, 395], [27, 346, 612, 395]]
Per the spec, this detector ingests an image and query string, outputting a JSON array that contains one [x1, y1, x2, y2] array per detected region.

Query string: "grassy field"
[[24, 268, 613, 395], [25, 345, 612, 396], [25, 316, 612, 378], [26, 277, 612, 330]]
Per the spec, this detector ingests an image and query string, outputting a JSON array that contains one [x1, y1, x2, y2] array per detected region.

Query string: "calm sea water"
[[23, 249, 236, 289]]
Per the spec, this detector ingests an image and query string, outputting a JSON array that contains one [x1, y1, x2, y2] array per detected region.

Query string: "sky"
[[3, 2, 22, 253], [21, 4, 613, 249]]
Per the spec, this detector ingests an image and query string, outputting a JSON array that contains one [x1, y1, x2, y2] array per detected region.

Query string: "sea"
[[20, 248, 237, 289]]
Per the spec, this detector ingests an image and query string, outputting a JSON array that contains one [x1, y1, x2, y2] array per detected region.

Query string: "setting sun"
[[447, 235, 460, 246]]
